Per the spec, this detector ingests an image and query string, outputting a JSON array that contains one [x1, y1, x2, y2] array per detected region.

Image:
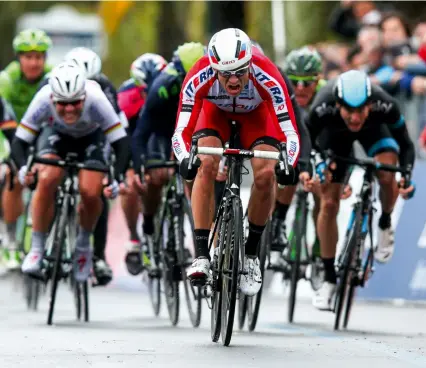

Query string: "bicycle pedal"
[[190, 277, 207, 288]]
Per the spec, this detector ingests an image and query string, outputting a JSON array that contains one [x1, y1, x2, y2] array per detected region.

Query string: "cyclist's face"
[[54, 99, 84, 124], [339, 104, 371, 132], [217, 67, 250, 97], [289, 76, 318, 108], [19, 51, 45, 82]]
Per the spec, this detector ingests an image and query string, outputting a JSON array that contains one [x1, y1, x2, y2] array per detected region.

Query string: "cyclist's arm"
[[131, 81, 169, 171], [94, 88, 130, 180], [253, 60, 300, 166], [0, 71, 12, 102], [172, 59, 212, 162], [0, 97, 17, 144], [280, 72, 312, 172], [386, 110, 415, 169], [11, 87, 51, 167]]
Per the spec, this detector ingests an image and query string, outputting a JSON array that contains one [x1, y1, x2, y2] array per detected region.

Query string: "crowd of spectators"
[[308, 1, 426, 155]]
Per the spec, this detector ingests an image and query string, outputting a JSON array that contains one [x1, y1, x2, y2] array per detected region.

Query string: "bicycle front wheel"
[[288, 196, 308, 323], [221, 197, 243, 346], [47, 198, 69, 326]]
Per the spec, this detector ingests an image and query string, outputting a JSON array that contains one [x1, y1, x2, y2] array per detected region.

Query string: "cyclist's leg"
[[1, 174, 24, 269], [22, 127, 65, 274], [188, 102, 228, 282], [361, 124, 400, 263], [74, 129, 106, 282], [240, 104, 284, 295], [313, 128, 351, 310], [121, 168, 141, 242]]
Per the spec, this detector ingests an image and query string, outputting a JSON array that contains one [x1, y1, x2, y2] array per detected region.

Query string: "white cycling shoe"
[[73, 247, 93, 282], [187, 257, 211, 286], [22, 248, 43, 274], [374, 227, 395, 264], [240, 256, 262, 296], [312, 281, 337, 311]]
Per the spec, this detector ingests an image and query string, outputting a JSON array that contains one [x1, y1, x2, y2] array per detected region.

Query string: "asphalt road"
[[1, 272, 425, 368]]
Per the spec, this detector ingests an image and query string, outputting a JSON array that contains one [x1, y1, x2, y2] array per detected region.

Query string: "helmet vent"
[[211, 45, 221, 62], [235, 40, 241, 58]]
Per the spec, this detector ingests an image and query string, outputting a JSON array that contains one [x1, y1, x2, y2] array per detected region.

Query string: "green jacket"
[[0, 61, 52, 121]]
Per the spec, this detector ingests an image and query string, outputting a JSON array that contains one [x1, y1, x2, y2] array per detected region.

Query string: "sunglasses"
[[217, 66, 250, 79], [55, 99, 84, 107], [288, 76, 317, 88]]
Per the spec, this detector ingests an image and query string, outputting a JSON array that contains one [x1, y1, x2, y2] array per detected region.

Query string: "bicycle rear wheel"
[[82, 281, 89, 322], [334, 209, 360, 331], [161, 212, 179, 326], [221, 197, 243, 346], [179, 198, 201, 328], [74, 280, 82, 320], [247, 219, 269, 332], [47, 198, 69, 326], [288, 197, 307, 323]]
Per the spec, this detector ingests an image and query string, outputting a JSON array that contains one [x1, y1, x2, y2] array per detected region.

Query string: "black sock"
[[93, 196, 108, 260], [274, 201, 289, 220], [378, 211, 392, 230], [322, 257, 337, 284], [143, 214, 154, 235], [194, 229, 211, 260], [245, 222, 265, 257]]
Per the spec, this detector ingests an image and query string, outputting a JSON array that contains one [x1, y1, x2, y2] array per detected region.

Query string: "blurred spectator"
[[324, 60, 341, 80], [346, 44, 366, 70], [329, 1, 382, 39]]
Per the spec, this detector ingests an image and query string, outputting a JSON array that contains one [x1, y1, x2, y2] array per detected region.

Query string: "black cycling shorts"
[[145, 133, 171, 162], [37, 126, 107, 166], [317, 123, 399, 183]]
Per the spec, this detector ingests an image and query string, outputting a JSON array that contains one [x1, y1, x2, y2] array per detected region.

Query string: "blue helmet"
[[130, 53, 167, 91], [334, 70, 372, 108]]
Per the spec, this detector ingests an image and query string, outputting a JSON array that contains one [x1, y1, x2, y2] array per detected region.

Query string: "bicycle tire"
[[247, 219, 270, 332], [161, 213, 179, 326], [180, 198, 201, 328], [288, 196, 307, 323], [83, 281, 89, 322], [148, 275, 161, 316], [74, 280, 82, 320], [221, 197, 243, 346], [47, 197, 69, 326], [334, 209, 361, 331], [211, 213, 225, 343], [343, 273, 356, 329], [238, 294, 248, 330]]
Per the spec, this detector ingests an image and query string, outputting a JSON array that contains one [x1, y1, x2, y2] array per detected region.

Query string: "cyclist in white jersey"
[[11, 62, 130, 281]]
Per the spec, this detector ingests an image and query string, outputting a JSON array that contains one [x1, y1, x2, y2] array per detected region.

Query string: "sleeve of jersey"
[[0, 72, 12, 101], [172, 62, 210, 162], [96, 91, 127, 144], [253, 61, 300, 166], [15, 88, 50, 143]]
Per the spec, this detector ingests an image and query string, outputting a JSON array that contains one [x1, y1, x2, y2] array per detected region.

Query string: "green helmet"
[[13, 29, 52, 53], [172, 42, 205, 74], [284, 47, 322, 76]]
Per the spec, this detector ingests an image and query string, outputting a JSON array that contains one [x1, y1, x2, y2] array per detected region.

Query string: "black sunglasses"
[[55, 99, 84, 107], [217, 66, 249, 79], [288, 77, 317, 88]]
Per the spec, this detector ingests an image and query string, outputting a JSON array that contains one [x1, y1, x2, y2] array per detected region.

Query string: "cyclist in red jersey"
[[172, 28, 300, 296]]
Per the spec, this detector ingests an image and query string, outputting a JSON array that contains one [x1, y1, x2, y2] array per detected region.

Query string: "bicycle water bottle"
[[313, 152, 326, 183]]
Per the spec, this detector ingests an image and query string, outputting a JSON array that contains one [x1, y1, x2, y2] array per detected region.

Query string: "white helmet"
[[49, 62, 86, 102], [208, 28, 252, 72], [64, 47, 102, 79]]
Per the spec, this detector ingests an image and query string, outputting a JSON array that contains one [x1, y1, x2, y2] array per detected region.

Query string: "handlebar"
[[29, 155, 109, 173], [325, 150, 412, 189]]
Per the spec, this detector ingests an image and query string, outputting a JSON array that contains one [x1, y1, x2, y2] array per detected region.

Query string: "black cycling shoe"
[[93, 257, 113, 286], [125, 240, 143, 276]]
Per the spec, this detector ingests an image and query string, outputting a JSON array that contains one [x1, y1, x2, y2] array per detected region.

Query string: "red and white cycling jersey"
[[172, 52, 300, 166]]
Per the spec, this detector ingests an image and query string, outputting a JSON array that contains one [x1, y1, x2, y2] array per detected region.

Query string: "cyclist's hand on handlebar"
[[275, 163, 296, 187], [179, 157, 201, 182], [299, 171, 313, 191], [103, 178, 127, 199], [132, 173, 148, 194], [341, 184, 353, 199], [398, 178, 416, 200], [18, 165, 36, 187]]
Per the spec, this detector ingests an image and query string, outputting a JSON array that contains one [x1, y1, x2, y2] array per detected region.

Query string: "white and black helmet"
[[64, 47, 102, 79], [49, 62, 86, 102], [208, 28, 252, 71]]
